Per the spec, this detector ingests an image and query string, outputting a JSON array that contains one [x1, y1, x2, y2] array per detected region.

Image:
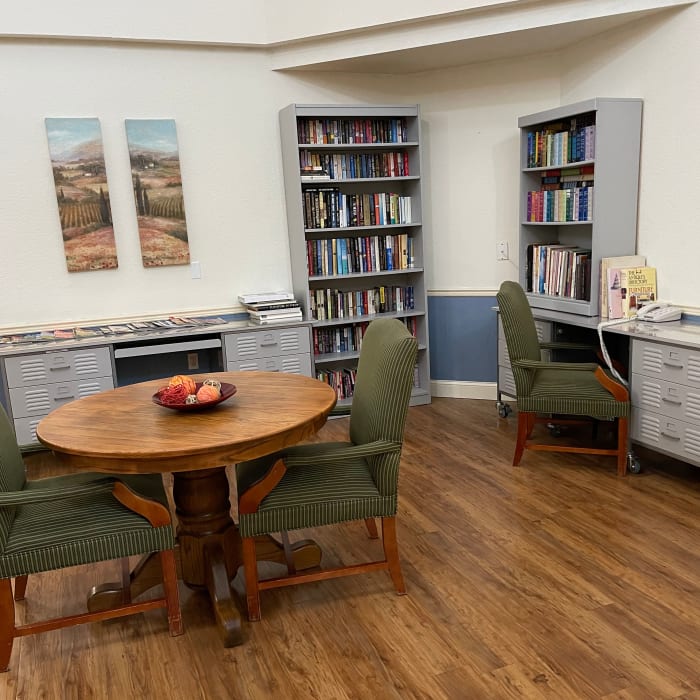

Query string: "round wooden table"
[[36, 371, 337, 646]]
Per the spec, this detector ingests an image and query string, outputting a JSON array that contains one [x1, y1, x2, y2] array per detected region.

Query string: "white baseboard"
[[430, 380, 497, 400]]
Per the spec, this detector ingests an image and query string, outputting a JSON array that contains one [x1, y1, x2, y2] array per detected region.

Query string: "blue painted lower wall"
[[427, 295, 497, 383]]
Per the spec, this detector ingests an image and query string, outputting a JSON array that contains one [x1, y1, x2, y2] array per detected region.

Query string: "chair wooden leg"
[[526, 413, 536, 438], [364, 518, 379, 539], [381, 517, 406, 595], [617, 416, 629, 477], [242, 537, 261, 622], [513, 412, 531, 465], [159, 550, 183, 636], [0, 579, 16, 672], [13, 576, 28, 602]]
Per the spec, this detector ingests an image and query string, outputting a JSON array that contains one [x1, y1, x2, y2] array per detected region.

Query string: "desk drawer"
[[498, 363, 516, 398], [630, 372, 700, 425], [631, 409, 700, 467], [5, 347, 112, 388], [9, 376, 115, 418], [14, 416, 44, 447], [227, 353, 312, 376], [224, 327, 310, 362], [631, 339, 700, 388]]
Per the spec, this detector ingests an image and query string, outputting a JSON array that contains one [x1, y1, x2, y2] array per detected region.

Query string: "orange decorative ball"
[[196, 384, 221, 403], [168, 375, 197, 395]]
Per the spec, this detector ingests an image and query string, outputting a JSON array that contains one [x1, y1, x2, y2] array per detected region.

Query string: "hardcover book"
[[607, 267, 625, 319], [600, 255, 645, 319], [620, 267, 657, 318], [608, 266, 657, 319]]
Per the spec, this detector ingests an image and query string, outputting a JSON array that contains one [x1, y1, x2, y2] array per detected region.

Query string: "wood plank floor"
[[3, 398, 700, 699]]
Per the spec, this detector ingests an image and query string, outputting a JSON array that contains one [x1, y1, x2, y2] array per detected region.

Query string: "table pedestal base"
[[87, 466, 321, 646]]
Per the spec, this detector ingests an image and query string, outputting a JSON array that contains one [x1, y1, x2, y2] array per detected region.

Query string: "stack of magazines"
[[238, 291, 303, 325]]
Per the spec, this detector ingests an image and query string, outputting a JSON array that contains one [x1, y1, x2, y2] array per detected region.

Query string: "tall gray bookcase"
[[518, 97, 643, 316], [279, 103, 431, 406]]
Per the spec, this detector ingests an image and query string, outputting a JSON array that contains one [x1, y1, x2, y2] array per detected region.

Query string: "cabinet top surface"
[[0, 318, 312, 357], [609, 319, 700, 349], [285, 104, 420, 118], [528, 308, 700, 350], [517, 97, 643, 128]]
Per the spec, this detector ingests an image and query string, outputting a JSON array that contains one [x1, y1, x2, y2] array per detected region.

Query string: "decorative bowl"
[[152, 382, 237, 411]]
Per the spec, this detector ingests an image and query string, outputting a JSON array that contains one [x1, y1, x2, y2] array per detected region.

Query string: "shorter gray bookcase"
[[518, 97, 643, 316]]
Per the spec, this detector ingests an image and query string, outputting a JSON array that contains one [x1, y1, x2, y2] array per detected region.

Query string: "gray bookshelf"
[[518, 97, 643, 316], [279, 103, 431, 406]]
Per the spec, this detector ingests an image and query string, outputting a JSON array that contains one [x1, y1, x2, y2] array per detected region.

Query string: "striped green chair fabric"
[[497, 281, 630, 475], [0, 405, 182, 671], [236, 318, 418, 621]]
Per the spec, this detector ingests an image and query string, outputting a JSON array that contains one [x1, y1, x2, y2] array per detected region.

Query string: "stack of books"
[[238, 291, 303, 325]]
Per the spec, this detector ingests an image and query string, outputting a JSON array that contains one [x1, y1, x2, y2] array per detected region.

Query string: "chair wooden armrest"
[[111, 481, 172, 527], [594, 366, 629, 402]]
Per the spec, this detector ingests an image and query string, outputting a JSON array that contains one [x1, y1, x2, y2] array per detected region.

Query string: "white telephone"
[[635, 302, 682, 322]]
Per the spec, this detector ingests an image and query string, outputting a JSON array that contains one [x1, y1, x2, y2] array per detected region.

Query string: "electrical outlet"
[[497, 241, 509, 261], [187, 353, 199, 370]]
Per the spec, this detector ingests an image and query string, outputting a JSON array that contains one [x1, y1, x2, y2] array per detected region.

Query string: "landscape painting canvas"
[[125, 119, 190, 267], [45, 117, 118, 272]]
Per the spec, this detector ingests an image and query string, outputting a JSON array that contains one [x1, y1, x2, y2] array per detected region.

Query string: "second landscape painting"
[[125, 118, 190, 267]]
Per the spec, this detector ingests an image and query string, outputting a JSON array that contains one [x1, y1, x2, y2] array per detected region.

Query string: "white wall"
[[0, 41, 285, 326], [560, 6, 700, 307]]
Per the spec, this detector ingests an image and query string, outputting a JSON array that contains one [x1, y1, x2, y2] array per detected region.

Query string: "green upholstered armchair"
[[0, 405, 182, 671], [235, 318, 418, 621], [497, 281, 630, 475]]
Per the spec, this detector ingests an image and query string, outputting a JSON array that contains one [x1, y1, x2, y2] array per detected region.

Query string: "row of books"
[[237, 291, 302, 325], [525, 186, 593, 223], [317, 358, 420, 400], [307, 234, 414, 277], [0, 316, 228, 346], [309, 285, 416, 322], [299, 150, 410, 180], [525, 115, 596, 168], [314, 323, 368, 356], [317, 367, 358, 401], [303, 189, 412, 229], [313, 316, 417, 356], [526, 243, 592, 300], [296, 118, 408, 145], [539, 165, 594, 186]]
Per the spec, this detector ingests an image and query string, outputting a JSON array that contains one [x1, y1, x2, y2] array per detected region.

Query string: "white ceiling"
[[270, 3, 692, 74]]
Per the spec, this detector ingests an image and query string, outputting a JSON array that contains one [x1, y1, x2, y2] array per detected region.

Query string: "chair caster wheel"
[[496, 402, 512, 418], [627, 456, 642, 474]]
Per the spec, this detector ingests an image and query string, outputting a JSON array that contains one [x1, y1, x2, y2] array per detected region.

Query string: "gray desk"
[[497, 309, 700, 471]]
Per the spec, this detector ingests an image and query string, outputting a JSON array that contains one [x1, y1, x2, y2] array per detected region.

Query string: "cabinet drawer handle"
[[260, 340, 278, 347], [662, 361, 683, 369], [661, 397, 682, 405], [54, 395, 75, 401], [660, 431, 681, 441]]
